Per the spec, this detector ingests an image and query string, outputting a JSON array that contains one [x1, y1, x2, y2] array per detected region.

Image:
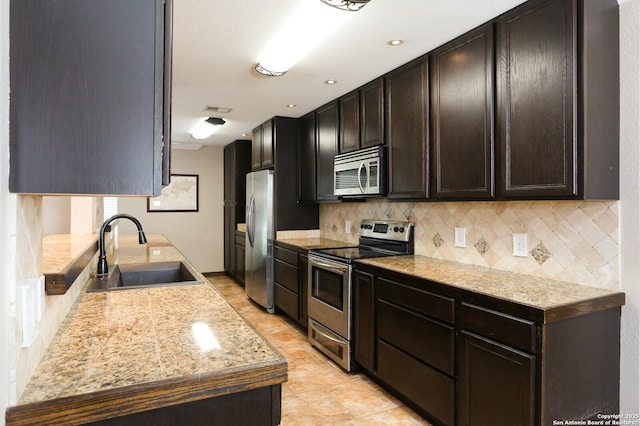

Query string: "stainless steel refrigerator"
[[244, 169, 275, 313]]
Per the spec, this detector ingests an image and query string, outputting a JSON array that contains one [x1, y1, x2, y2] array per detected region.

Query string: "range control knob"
[[399, 227, 405, 233], [393, 227, 399, 232]]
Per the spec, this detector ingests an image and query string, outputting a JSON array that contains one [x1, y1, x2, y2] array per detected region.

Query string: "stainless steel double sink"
[[87, 261, 203, 292]]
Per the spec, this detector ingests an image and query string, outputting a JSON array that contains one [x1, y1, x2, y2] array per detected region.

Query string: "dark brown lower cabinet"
[[457, 332, 535, 426], [377, 341, 454, 426], [299, 254, 309, 327], [353, 271, 375, 373], [353, 263, 622, 426], [234, 231, 245, 285], [273, 242, 309, 329], [89, 385, 281, 426]]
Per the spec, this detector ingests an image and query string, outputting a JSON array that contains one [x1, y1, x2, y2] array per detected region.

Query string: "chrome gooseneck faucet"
[[97, 214, 147, 277]]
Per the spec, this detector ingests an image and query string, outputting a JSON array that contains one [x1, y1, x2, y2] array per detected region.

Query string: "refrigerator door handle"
[[246, 195, 256, 247]]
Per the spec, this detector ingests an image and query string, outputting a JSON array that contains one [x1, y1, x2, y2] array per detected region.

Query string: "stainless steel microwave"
[[334, 146, 386, 197]]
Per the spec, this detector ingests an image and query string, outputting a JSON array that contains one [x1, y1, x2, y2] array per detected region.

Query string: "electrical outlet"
[[513, 234, 528, 257], [345, 220, 351, 234], [454, 227, 466, 248]]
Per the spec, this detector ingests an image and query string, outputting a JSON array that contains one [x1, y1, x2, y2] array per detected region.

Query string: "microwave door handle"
[[358, 161, 367, 193]]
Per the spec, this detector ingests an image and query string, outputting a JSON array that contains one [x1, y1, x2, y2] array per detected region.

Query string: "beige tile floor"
[[207, 274, 432, 426]]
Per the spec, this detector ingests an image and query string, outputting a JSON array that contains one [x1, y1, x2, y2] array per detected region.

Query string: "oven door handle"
[[309, 257, 351, 273], [311, 321, 348, 346]]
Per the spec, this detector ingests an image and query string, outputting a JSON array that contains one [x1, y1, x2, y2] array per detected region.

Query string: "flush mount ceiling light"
[[320, 0, 371, 12], [255, 2, 353, 77], [191, 117, 226, 140]]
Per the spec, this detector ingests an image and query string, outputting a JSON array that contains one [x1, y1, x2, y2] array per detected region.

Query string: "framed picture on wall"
[[147, 174, 199, 212]]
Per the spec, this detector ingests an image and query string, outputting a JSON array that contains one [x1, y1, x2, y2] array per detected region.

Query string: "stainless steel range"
[[307, 219, 414, 372]]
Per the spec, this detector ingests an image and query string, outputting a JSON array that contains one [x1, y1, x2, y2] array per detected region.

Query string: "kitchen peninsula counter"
[[356, 255, 625, 323], [6, 235, 287, 425]]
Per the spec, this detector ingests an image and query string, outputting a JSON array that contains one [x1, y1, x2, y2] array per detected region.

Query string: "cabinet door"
[[316, 101, 340, 202], [386, 57, 429, 199], [431, 24, 495, 200], [9, 0, 171, 195], [224, 205, 236, 276], [353, 271, 375, 373], [299, 254, 309, 328], [497, 0, 577, 198], [298, 112, 317, 202], [339, 90, 360, 153], [261, 120, 274, 169], [360, 78, 385, 148], [458, 332, 535, 426], [224, 144, 236, 201], [251, 126, 262, 171], [234, 239, 245, 284]]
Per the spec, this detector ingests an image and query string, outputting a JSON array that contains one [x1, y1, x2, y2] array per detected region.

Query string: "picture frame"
[[147, 174, 199, 212]]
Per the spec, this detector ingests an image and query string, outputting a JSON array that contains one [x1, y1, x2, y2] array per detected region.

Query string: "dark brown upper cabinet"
[[9, 0, 173, 195], [497, 0, 619, 200], [298, 111, 317, 203], [360, 78, 386, 149], [316, 101, 340, 202], [430, 24, 495, 200], [386, 57, 430, 200], [252, 119, 274, 171], [339, 90, 360, 153], [271, 117, 319, 230], [339, 78, 385, 154]]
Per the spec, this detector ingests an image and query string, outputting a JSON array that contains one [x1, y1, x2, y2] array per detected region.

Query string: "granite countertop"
[[42, 234, 100, 295], [356, 255, 625, 323], [276, 237, 352, 251], [42, 234, 99, 275], [6, 234, 287, 425]]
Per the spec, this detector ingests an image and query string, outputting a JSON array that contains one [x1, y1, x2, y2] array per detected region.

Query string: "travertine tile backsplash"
[[320, 199, 619, 290]]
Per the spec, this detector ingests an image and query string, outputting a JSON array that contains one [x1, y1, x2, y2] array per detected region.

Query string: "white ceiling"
[[170, 0, 528, 148]]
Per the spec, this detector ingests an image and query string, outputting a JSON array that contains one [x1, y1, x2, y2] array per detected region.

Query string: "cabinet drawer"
[[274, 283, 299, 320], [377, 340, 454, 426], [377, 277, 454, 323], [274, 258, 298, 293], [378, 300, 454, 375], [274, 246, 298, 266], [459, 302, 536, 353]]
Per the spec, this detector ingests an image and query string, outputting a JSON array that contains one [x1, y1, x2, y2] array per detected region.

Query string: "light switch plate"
[[21, 281, 38, 347], [454, 227, 466, 248], [513, 234, 528, 257], [345, 220, 351, 234]]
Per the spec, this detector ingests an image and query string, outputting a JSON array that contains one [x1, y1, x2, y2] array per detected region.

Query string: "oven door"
[[307, 254, 352, 340]]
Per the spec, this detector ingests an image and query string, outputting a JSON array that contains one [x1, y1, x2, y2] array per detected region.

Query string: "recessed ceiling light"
[[287, 104, 297, 108], [191, 117, 226, 140], [241, 133, 248, 137], [388, 39, 404, 46], [325, 79, 337, 85]]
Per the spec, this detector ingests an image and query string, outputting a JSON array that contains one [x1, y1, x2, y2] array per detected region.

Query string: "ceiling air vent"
[[203, 106, 232, 114]]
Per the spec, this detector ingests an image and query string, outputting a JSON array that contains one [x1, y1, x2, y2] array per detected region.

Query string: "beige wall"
[[117, 146, 224, 273], [619, 0, 640, 414]]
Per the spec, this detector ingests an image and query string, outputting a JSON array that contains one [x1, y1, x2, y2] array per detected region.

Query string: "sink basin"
[[87, 261, 203, 292]]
